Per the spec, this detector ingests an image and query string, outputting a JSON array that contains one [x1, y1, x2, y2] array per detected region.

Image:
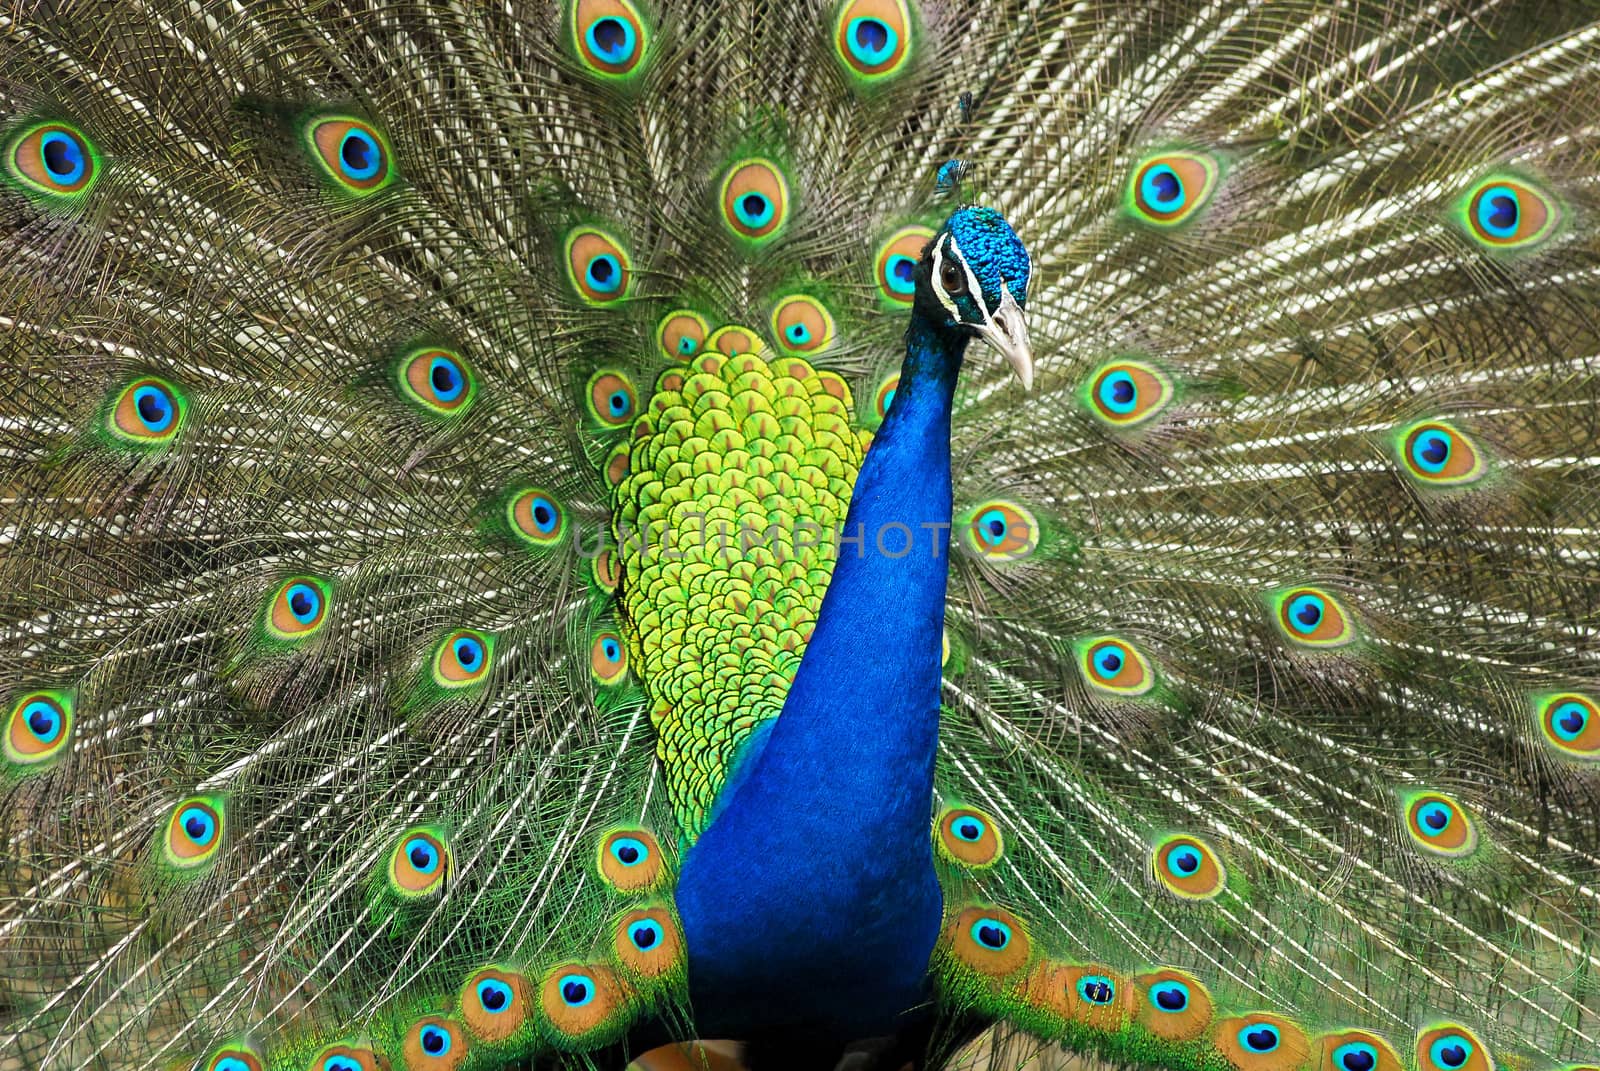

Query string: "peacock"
[[2, 0, 1599, 1069]]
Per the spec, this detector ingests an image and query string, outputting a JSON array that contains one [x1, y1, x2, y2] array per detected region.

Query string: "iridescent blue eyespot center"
[[1094, 647, 1123, 677], [1335, 1043, 1378, 1071], [1417, 801, 1452, 835], [847, 17, 897, 63], [1078, 975, 1115, 1004], [678, 337, 698, 355], [420, 1024, 450, 1055], [886, 255, 917, 295], [405, 837, 440, 873], [215, 1059, 251, 1071], [180, 807, 216, 845], [601, 637, 621, 661], [324, 1059, 360, 1071], [610, 836, 647, 866], [1151, 980, 1189, 1011], [22, 700, 61, 743], [1240, 1024, 1280, 1053], [955, 817, 985, 841], [787, 323, 811, 344], [286, 583, 320, 624], [1411, 429, 1451, 472], [40, 131, 85, 183], [585, 254, 622, 294], [1287, 593, 1324, 633], [530, 496, 558, 533], [607, 390, 630, 417], [1430, 1036, 1472, 1069], [338, 128, 381, 181], [133, 385, 175, 432], [970, 917, 1011, 950], [1168, 848, 1200, 875], [628, 919, 662, 950], [453, 636, 483, 671], [734, 192, 773, 229], [1554, 701, 1588, 740], [1141, 165, 1183, 210], [477, 978, 511, 1012], [1475, 185, 1519, 239], [428, 355, 465, 402], [559, 974, 594, 1007], [586, 17, 636, 63], [1098, 370, 1138, 413], [976, 509, 1008, 546]]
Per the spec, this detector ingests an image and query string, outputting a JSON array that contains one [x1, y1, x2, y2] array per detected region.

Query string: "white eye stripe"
[[932, 233, 990, 321]]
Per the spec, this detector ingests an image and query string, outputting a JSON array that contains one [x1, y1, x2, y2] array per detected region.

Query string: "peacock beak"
[[975, 282, 1033, 390]]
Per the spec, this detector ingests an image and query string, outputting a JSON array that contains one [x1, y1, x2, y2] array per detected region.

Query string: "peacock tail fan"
[[0, 1, 1597, 1070]]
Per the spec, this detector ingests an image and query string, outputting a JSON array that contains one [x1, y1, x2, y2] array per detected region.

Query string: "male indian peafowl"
[[2, 1, 1599, 1070]]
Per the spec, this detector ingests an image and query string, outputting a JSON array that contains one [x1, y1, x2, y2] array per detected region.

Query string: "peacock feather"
[[1, 2, 1598, 1070]]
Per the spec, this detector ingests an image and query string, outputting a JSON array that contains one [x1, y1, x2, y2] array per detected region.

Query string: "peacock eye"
[[303, 116, 394, 195], [8, 120, 101, 201], [939, 259, 967, 296]]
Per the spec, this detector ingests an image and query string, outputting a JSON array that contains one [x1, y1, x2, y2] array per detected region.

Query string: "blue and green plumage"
[[2, 2, 1600, 1070]]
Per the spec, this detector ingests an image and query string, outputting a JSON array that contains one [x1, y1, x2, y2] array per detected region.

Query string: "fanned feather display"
[[1, 2, 1598, 1070]]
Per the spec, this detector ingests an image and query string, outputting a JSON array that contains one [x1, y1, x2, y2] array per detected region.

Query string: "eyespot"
[[935, 806, 1003, 868], [461, 967, 530, 1042], [1271, 586, 1355, 648], [873, 375, 899, 421], [1319, 1032, 1403, 1071], [605, 443, 630, 488], [586, 370, 637, 428], [388, 827, 450, 897], [5, 691, 73, 769], [108, 376, 187, 445], [404, 1016, 468, 1069], [1217, 1014, 1309, 1071], [590, 630, 628, 685], [1076, 636, 1155, 697], [397, 348, 476, 416], [266, 576, 332, 641], [1128, 151, 1221, 227], [505, 488, 567, 549], [1152, 834, 1225, 899], [597, 827, 664, 891], [1402, 791, 1478, 858], [1136, 969, 1213, 1041], [201, 1044, 264, 1071], [591, 547, 622, 594], [314, 1046, 384, 1071], [770, 295, 834, 355], [163, 796, 224, 870], [303, 116, 394, 195], [947, 905, 1030, 977], [962, 500, 1038, 562], [432, 629, 493, 688], [571, 0, 649, 79], [1535, 692, 1600, 759], [1461, 177, 1557, 250], [1395, 421, 1485, 487], [834, 0, 913, 81], [565, 227, 631, 305], [612, 906, 683, 979], [1085, 359, 1173, 428], [720, 158, 789, 242], [6, 120, 100, 201], [1417, 1026, 1490, 1071], [700, 324, 760, 358], [539, 963, 626, 1043], [875, 226, 934, 305], [658, 310, 709, 360]]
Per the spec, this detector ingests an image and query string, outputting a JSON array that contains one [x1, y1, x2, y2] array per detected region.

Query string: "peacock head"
[[919, 205, 1034, 389]]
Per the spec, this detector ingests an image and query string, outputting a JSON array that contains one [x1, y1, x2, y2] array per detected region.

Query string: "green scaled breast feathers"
[[611, 347, 866, 838]]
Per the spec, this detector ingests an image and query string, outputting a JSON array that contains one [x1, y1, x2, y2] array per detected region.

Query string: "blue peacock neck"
[[674, 309, 968, 1042]]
